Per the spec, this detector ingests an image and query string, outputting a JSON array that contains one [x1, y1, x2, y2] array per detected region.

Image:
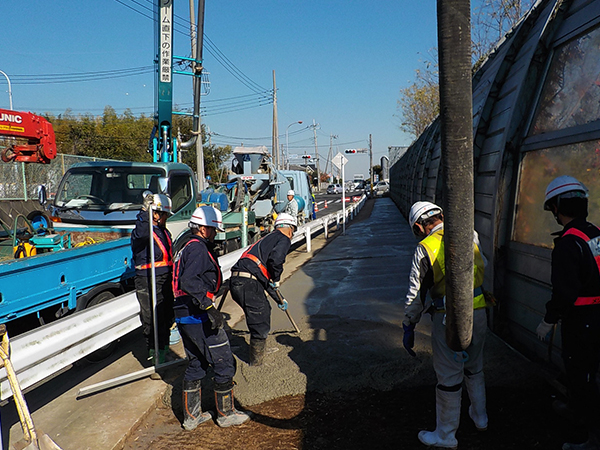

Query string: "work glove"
[[402, 323, 416, 357], [143, 194, 154, 211], [205, 305, 224, 330], [536, 320, 554, 341], [278, 299, 288, 311], [269, 281, 280, 289]]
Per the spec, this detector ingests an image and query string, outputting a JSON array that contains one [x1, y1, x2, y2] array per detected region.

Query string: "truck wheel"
[[85, 291, 119, 363]]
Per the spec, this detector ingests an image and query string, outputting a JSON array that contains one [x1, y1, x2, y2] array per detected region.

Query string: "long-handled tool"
[[0, 325, 63, 450], [270, 288, 301, 333]]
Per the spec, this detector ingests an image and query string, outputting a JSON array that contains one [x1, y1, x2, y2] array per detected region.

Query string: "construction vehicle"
[[0, 108, 57, 165]]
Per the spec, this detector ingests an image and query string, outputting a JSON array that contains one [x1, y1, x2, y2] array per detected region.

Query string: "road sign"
[[332, 152, 347, 170]]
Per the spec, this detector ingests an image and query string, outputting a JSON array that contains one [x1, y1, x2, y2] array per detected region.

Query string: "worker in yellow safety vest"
[[402, 201, 488, 449]]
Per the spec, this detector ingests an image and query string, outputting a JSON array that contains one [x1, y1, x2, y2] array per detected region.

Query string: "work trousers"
[[432, 308, 488, 388], [230, 276, 271, 340], [134, 272, 174, 350], [178, 321, 235, 384], [561, 308, 600, 427]]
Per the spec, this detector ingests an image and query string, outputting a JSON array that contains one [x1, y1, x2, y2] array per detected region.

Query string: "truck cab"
[[47, 161, 197, 239]]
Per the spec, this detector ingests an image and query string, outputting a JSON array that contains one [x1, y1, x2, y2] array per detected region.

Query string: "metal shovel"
[[0, 325, 63, 450]]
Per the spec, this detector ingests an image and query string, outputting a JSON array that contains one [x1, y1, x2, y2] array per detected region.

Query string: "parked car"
[[374, 180, 390, 196], [326, 184, 343, 194]]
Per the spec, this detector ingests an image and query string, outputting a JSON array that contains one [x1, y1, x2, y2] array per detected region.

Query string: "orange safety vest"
[[240, 240, 273, 280], [563, 227, 600, 306], [173, 239, 222, 302], [135, 230, 173, 270]]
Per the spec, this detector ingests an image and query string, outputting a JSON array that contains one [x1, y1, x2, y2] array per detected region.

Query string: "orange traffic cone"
[[315, 202, 319, 212], [324, 200, 328, 209]]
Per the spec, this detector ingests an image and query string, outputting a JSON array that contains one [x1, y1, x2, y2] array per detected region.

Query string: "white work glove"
[[143, 194, 154, 211], [269, 281, 280, 289], [536, 320, 554, 341]]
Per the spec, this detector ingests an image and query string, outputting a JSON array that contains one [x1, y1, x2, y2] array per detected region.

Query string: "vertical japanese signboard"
[[160, 0, 172, 84]]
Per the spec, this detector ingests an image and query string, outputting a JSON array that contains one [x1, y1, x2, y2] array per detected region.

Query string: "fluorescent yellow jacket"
[[420, 227, 486, 310]]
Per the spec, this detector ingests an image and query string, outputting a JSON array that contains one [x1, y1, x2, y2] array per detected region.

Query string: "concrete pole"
[[438, 0, 474, 352], [312, 119, 320, 192], [272, 70, 279, 169], [369, 134, 373, 195]]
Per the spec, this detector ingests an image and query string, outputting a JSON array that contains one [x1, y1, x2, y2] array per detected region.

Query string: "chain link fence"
[[0, 154, 119, 200]]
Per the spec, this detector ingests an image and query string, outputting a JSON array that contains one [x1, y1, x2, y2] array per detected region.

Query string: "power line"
[[118, 0, 269, 94]]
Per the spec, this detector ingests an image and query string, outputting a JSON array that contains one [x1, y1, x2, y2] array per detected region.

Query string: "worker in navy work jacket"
[[537, 176, 600, 450], [229, 213, 297, 366], [131, 193, 174, 364], [172, 205, 251, 430]]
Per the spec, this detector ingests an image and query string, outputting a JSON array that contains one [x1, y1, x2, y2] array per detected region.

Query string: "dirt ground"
[[121, 199, 582, 449], [122, 323, 580, 450]]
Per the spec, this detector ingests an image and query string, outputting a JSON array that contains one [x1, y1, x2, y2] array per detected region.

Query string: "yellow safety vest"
[[420, 228, 486, 310]]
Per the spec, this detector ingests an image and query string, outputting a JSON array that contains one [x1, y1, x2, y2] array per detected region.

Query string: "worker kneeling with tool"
[[536, 176, 600, 450], [403, 201, 489, 449], [230, 213, 297, 366], [173, 206, 251, 430], [131, 193, 174, 365]]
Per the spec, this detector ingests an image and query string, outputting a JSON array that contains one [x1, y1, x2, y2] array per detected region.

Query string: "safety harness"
[[135, 230, 173, 270], [173, 238, 222, 302], [563, 226, 600, 306], [239, 239, 272, 281]]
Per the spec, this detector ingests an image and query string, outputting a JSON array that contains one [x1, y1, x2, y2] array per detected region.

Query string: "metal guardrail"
[[0, 194, 367, 401]]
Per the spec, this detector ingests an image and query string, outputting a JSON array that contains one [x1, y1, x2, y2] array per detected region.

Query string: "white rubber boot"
[[464, 371, 488, 431], [418, 388, 461, 449]]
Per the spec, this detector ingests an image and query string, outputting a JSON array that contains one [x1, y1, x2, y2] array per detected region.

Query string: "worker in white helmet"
[[173, 205, 251, 430], [536, 176, 600, 450], [131, 193, 174, 365], [284, 189, 298, 218], [229, 213, 298, 365], [403, 201, 488, 449]]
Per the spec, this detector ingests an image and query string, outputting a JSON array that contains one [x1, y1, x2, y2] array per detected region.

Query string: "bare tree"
[[472, 0, 536, 64], [398, 0, 536, 140], [397, 51, 440, 139]]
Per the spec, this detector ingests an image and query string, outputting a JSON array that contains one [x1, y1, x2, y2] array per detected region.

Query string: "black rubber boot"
[[249, 338, 266, 366], [215, 382, 251, 428], [182, 379, 212, 430]]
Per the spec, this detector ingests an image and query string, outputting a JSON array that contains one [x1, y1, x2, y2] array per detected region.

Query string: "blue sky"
[[1, 1, 440, 177]]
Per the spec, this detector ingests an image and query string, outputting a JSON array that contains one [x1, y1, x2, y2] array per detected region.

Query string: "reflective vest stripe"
[[240, 240, 272, 280], [574, 296, 600, 306], [136, 231, 173, 270], [563, 226, 600, 306]]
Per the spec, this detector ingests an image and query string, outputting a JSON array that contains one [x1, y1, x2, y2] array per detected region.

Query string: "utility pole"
[[369, 134, 373, 195], [312, 119, 320, 191], [272, 70, 279, 169], [187, 0, 206, 191], [327, 134, 337, 179]]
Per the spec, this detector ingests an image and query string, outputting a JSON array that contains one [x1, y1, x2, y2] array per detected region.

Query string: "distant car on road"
[[374, 180, 390, 196], [327, 184, 343, 194]]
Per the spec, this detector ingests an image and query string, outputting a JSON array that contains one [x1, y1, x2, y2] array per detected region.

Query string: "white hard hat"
[[544, 176, 589, 210], [409, 201, 443, 230], [190, 205, 225, 232], [152, 194, 173, 215], [287, 190, 295, 196], [275, 212, 297, 230]]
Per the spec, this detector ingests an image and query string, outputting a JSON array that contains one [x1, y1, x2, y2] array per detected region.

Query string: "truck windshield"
[[55, 166, 165, 210]]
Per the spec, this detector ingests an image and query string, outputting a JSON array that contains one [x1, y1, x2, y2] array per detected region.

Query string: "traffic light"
[[345, 149, 357, 154], [301, 155, 311, 159]]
